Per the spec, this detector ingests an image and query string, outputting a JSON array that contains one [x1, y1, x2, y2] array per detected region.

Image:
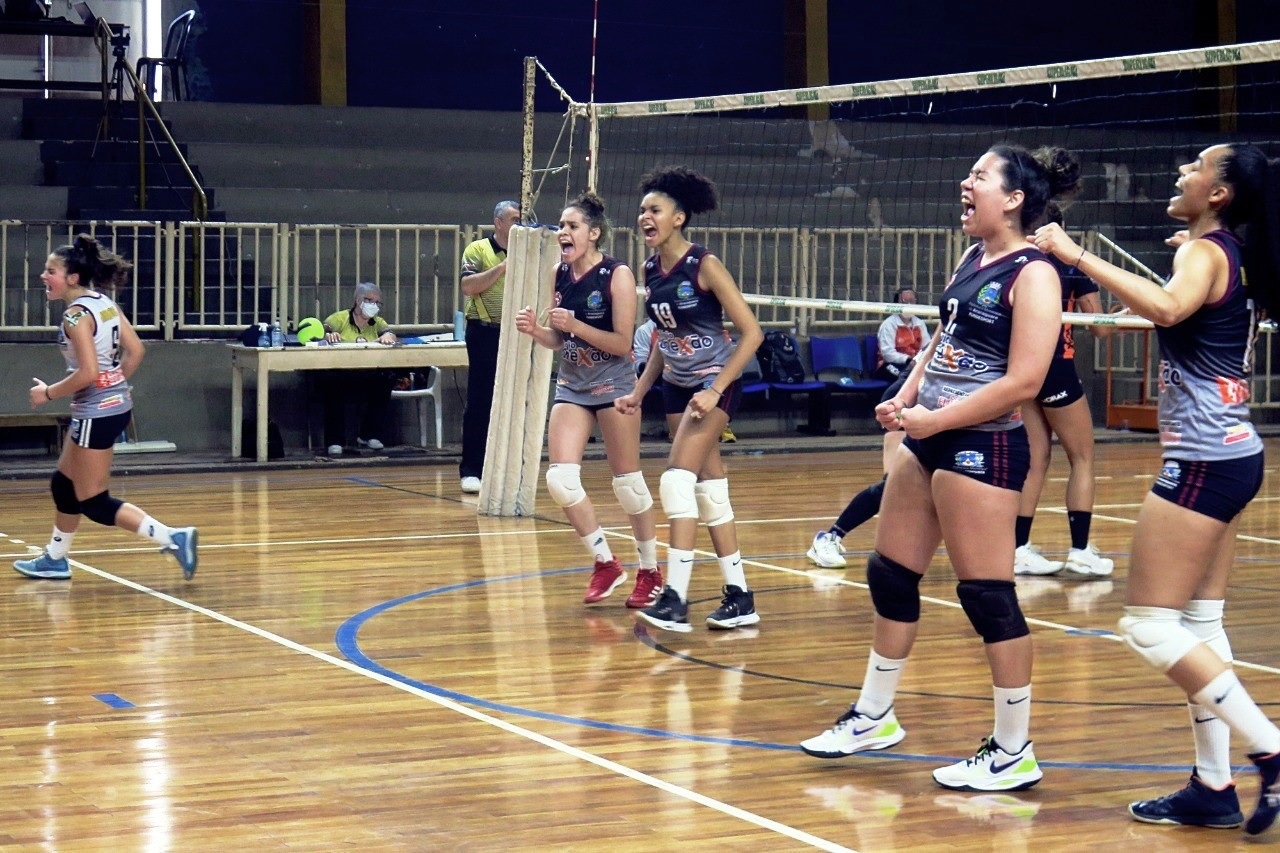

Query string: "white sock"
[[666, 548, 695, 600], [636, 537, 658, 570], [581, 528, 612, 563], [993, 685, 1032, 753], [46, 526, 75, 559], [718, 550, 747, 589], [855, 650, 906, 718], [1187, 702, 1235, 788], [137, 515, 175, 547], [1192, 670, 1280, 756]]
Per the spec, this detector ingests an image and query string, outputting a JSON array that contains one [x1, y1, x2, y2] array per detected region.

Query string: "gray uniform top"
[[643, 244, 736, 390], [1155, 229, 1262, 460], [553, 255, 637, 405], [60, 290, 133, 420]]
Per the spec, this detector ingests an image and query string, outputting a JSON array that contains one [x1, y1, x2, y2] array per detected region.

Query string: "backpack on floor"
[[756, 331, 806, 384]]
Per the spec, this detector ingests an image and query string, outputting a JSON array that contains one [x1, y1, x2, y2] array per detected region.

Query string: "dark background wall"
[[188, 1, 1280, 110]]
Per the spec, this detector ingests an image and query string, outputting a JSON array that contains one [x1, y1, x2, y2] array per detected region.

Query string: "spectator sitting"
[[874, 286, 929, 383], [318, 281, 397, 457]]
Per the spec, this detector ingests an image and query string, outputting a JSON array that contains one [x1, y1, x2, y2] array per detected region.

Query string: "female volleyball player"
[[1035, 143, 1280, 838], [14, 235, 198, 582], [801, 144, 1080, 793], [614, 166, 764, 632], [514, 192, 662, 608]]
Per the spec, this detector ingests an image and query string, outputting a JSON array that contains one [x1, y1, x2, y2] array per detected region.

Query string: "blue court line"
[[333, 568, 1247, 772], [92, 692, 135, 709]]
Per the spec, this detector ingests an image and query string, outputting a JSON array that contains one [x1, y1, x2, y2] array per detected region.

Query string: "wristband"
[[44, 386, 52, 401], [1074, 246, 1087, 268], [707, 387, 723, 397]]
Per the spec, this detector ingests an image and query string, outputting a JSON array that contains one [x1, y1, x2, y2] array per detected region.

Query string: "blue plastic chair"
[[810, 334, 890, 395], [762, 333, 831, 435]]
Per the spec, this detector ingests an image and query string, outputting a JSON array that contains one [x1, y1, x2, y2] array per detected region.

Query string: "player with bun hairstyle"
[[614, 166, 765, 632], [802, 145, 1079, 793], [1035, 143, 1280, 837], [515, 193, 662, 608], [14, 234, 198, 582]]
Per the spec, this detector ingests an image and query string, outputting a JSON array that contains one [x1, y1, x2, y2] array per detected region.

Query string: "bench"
[[0, 413, 70, 454]]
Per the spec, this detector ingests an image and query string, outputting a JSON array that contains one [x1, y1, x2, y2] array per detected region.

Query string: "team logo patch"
[[954, 450, 986, 474], [676, 281, 696, 300], [586, 290, 604, 311], [1156, 459, 1181, 489], [977, 282, 1003, 308]]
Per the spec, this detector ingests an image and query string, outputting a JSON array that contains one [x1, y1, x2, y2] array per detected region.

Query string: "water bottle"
[[453, 310, 466, 341], [270, 321, 283, 348], [256, 322, 270, 348]]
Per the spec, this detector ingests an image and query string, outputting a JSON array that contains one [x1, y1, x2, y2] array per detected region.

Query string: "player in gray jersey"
[[514, 193, 661, 609], [1036, 143, 1280, 838], [13, 235, 198, 583]]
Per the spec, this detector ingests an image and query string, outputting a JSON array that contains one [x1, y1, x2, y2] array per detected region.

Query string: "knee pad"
[[545, 463, 586, 508], [866, 552, 922, 623], [658, 468, 699, 520], [80, 490, 123, 527], [694, 478, 734, 527], [611, 471, 653, 516], [1120, 605, 1201, 672], [50, 470, 80, 515], [957, 579, 1029, 644], [1181, 599, 1232, 663]]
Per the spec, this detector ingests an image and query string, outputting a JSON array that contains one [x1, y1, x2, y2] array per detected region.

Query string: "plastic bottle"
[[270, 321, 283, 348], [257, 322, 270, 348]]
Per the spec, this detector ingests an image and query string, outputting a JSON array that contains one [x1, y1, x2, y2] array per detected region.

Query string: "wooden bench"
[[0, 413, 71, 454]]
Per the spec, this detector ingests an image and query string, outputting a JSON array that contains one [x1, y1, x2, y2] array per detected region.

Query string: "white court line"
[[59, 557, 854, 853]]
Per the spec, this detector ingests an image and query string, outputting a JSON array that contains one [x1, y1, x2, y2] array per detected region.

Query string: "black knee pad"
[[957, 579, 1029, 644], [866, 551, 922, 623], [80, 490, 123, 527], [50, 470, 80, 515]]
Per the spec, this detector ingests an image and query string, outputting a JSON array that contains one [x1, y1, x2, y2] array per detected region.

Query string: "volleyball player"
[[14, 235, 198, 582], [1034, 143, 1280, 837], [802, 145, 1080, 792], [614, 166, 765, 632], [514, 193, 662, 608], [1014, 203, 1115, 578]]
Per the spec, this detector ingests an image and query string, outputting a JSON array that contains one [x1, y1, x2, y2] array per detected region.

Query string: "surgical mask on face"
[[360, 301, 380, 319], [901, 310, 916, 322]]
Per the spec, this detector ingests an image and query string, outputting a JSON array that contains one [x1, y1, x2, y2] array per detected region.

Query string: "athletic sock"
[[994, 684, 1032, 752], [46, 526, 75, 559], [581, 528, 613, 563], [666, 548, 695, 600], [1192, 670, 1280, 756], [718, 550, 747, 589], [137, 515, 174, 547], [1067, 511, 1093, 551], [855, 650, 906, 718], [833, 478, 886, 537], [635, 537, 659, 570], [1014, 515, 1034, 549]]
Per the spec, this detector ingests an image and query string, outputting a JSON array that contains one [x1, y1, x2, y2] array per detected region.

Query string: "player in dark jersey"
[[1015, 203, 1116, 579], [1036, 143, 1280, 838], [803, 145, 1080, 795], [614, 166, 764, 633], [514, 193, 661, 609], [14, 235, 198, 582]]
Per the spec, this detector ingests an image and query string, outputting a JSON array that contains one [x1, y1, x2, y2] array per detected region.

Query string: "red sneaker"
[[583, 558, 627, 604], [625, 568, 664, 609]]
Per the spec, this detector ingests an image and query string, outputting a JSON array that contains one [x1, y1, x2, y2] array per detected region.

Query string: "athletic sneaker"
[[625, 568, 663, 609], [1246, 751, 1280, 838], [166, 527, 199, 580], [1013, 544, 1062, 576], [460, 476, 481, 494], [1061, 544, 1115, 578], [326, 444, 343, 456], [636, 586, 692, 633], [932, 736, 1043, 792], [1128, 769, 1243, 828], [807, 530, 847, 568], [800, 705, 906, 758], [13, 551, 71, 580], [720, 426, 737, 443], [706, 584, 760, 629], [358, 437, 385, 451], [583, 558, 627, 604]]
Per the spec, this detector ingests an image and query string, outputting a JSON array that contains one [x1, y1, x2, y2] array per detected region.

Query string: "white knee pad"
[[545, 463, 586, 508], [694, 477, 735, 527], [1181, 599, 1233, 663], [658, 468, 699, 520], [612, 471, 653, 516], [1118, 605, 1202, 673]]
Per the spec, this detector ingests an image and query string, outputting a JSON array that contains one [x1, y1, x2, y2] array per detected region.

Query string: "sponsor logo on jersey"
[[1041, 389, 1069, 404], [562, 340, 613, 366], [954, 450, 986, 474], [657, 330, 717, 357], [1156, 459, 1182, 488], [1159, 419, 1184, 446], [1223, 424, 1255, 445], [1216, 375, 1250, 405], [586, 290, 604, 311], [977, 281, 1003, 308], [934, 342, 990, 374]]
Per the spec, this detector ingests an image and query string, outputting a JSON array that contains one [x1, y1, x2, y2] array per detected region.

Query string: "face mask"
[[360, 301, 380, 319]]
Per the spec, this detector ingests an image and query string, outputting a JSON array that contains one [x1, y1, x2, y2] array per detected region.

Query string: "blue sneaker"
[[1246, 751, 1280, 838], [14, 551, 71, 580], [166, 527, 199, 579]]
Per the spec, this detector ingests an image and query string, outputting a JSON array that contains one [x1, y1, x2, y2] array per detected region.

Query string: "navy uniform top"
[[59, 290, 133, 420], [1050, 257, 1100, 361], [918, 244, 1052, 432], [553, 255, 636, 404], [644, 244, 736, 390], [1155, 229, 1261, 460]]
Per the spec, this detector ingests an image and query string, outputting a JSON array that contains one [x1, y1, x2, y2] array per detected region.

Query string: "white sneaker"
[[1013, 544, 1062, 576], [800, 705, 906, 758], [326, 444, 343, 456], [932, 736, 1043, 792], [1061, 544, 1114, 577], [460, 476, 481, 494], [807, 531, 847, 568], [358, 437, 384, 451]]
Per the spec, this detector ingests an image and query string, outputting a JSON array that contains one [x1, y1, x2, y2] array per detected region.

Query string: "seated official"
[[874, 286, 928, 383], [318, 281, 397, 457]]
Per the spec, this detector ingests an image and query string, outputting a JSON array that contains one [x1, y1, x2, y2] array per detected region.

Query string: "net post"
[[587, 102, 599, 193], [521, 56, 536, 222]]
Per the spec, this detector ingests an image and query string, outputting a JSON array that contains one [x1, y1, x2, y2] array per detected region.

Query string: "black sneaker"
[[705, 584, 760, 630], [1246, 751, 1280, 837], [1128, 769, 1243, 828], [636, 587, 691, 633]]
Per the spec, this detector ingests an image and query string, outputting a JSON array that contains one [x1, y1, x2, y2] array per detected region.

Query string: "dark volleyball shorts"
[[69, 410, 132, 450], [1151, 451, 1264, 522], [1035, 357, 1086, 408], [662, 378, 742, 420], [904, 426, 1030, 491]]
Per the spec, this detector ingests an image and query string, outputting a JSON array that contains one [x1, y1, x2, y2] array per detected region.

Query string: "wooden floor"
[[2, 439, 1278, 851]]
